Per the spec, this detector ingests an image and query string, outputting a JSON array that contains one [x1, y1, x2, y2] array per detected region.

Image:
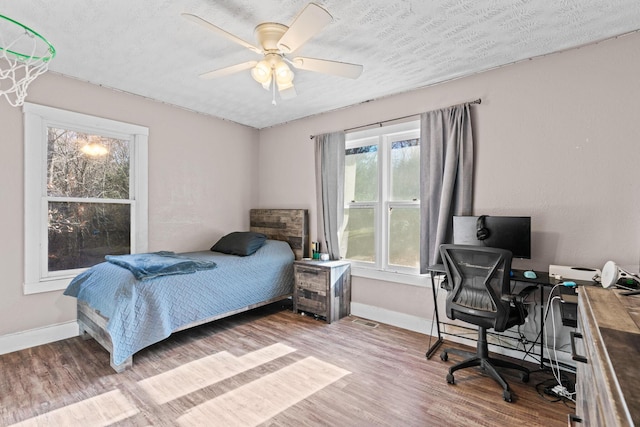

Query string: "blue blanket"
[[64, 240, 294, 367], [105, 251, 216, 280]]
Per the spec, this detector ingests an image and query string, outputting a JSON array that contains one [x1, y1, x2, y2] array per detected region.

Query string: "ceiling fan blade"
[[291, 57, 363, 79], [277, 3, 332, 54], [199, 61, 258, 79], [182, 13, 263, 54]]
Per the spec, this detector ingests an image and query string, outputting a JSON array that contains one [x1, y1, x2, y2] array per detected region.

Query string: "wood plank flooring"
[[0, 301, 575, 426]]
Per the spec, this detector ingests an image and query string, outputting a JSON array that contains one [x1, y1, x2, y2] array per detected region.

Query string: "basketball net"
[[0, 15, 55, 107]]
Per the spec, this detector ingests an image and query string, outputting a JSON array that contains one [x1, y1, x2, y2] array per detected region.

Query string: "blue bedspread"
[[105, 251, 217, 280], [64, 240, 294, 367]]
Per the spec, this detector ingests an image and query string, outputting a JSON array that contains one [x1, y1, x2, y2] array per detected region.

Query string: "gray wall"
[[258, 32, 640, 325], [0, 73, 259, 338], [1, 30, 639, 349]]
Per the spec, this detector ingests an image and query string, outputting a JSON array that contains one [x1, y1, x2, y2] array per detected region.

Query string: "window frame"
[[342, 119, 421, 276], [23, 103, 149, 294]]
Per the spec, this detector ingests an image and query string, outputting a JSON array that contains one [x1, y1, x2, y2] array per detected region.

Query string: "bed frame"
[[77, 209, 309, 372]]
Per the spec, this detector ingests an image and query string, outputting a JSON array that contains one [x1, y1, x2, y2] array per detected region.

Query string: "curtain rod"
[[309, 98, 481, 139]]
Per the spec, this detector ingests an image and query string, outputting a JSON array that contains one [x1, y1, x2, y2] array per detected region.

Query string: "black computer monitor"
[[452, 215, 531, 259]]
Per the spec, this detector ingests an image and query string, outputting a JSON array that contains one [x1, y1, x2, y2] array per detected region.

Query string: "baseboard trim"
[[350, 302, 573, 368], [0, 321, 79, 355], [351, 302, 435, 335], [2, 306, 574, 369]]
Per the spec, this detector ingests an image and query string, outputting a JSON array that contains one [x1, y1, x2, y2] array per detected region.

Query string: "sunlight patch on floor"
[[9, 343, 350, 426], [177, 356, 351, 427], [9, 389, 138, 427], [138, 342, 296, 404]]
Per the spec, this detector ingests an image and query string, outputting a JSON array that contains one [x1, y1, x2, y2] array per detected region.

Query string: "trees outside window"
[[47, 128, 132, 271]]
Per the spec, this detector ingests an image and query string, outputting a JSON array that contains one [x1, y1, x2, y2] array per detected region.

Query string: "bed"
[[64, 209, 309, 372]]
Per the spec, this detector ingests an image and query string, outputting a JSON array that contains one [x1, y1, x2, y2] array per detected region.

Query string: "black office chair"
[[439, 244, 534, 402]]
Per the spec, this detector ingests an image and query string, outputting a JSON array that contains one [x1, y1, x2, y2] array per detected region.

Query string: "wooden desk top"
[[427, 264, 596, 288], [579, 286, 640, 425]]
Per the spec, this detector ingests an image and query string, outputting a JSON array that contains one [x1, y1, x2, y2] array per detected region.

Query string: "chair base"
[[440, 327, 530, 402]]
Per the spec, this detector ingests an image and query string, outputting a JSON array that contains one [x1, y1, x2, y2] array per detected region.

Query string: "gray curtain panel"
[[420, 104, 474, 272], [314, 131, 345, 260]]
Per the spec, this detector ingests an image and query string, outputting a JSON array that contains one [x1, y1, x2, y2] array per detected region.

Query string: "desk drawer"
[[296, 289, 328, 316], [294, 265, 329, 317], [295, 267, 328, 294]]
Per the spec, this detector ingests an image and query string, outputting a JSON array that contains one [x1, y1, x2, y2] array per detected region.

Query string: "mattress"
[[64, 240, 294, 366]]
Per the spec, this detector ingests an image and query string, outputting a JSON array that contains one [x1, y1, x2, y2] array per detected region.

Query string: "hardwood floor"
[[0, 301, 575, 426]]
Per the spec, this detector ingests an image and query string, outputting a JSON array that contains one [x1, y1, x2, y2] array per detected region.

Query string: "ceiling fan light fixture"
[[184, 3, 361, 103], [275, 61, 294, 85], [251, 60, 272, 84], [276, 79, 294, 91], [261, 77, 272, 90]]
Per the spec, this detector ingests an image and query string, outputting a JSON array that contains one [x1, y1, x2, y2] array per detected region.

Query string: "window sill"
[[350, 266, 431, 287], [23, 277, 72, 295]]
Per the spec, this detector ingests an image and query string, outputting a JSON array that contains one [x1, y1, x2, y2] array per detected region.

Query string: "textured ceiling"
[[3, 1, 640, 129]]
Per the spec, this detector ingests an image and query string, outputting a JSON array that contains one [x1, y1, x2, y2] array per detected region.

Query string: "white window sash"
[[23, 103, 148, 295], [343, 120, 420, 275]]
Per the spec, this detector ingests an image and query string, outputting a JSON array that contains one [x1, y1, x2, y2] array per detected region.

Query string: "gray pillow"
[[210, 232, 267, 256]]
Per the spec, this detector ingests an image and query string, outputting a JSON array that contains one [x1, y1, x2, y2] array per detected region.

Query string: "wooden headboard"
[[250, 209, 309, 260]]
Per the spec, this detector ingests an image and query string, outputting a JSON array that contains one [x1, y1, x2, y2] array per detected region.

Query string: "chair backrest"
[[439, 244, 514, 332]]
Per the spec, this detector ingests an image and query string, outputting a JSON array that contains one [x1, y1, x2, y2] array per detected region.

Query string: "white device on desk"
[[548, 265, 600, 281], [600, 261, 640, 289]]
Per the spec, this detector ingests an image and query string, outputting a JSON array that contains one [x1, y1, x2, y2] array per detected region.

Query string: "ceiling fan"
[[182, 3, 363, 103]]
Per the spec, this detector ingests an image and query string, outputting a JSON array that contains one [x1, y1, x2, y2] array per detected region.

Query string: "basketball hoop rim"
[[0, 14, 56, 62]]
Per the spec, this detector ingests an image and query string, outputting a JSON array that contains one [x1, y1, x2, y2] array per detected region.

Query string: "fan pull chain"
[[271, 74, 277, 106]]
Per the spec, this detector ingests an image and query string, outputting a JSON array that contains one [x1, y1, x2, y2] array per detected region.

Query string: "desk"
[[425, 264, 593, 368], [425, 264, 446, 359], [573, 286, 639, 425]]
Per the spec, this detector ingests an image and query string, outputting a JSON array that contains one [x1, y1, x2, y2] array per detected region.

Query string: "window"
[[340, 120, 420, 275], [24, 103, 148, 294]]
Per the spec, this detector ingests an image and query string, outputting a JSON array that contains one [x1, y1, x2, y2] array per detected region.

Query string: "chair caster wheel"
[[503, 390, 512, 402], [521, 372, 529, 383], [440, 351, 448, 361], [446, 373, 454, 384]]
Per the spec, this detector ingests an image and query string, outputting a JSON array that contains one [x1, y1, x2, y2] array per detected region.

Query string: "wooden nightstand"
[[293, 260, 351, 323]]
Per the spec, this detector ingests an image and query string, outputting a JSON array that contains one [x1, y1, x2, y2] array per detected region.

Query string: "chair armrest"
[[517, 285, 538, 301], [501, 285, 537, 319], [502, 285, 537, 303]]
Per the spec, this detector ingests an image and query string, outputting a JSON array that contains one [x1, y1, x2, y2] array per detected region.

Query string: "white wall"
[[2, 31, 639, 353], [0, 72, 259, 344], [258, 32, 640, 328]]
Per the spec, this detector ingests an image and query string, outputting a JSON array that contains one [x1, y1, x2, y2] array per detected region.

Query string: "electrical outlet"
[[551, 385, 569, 397]]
